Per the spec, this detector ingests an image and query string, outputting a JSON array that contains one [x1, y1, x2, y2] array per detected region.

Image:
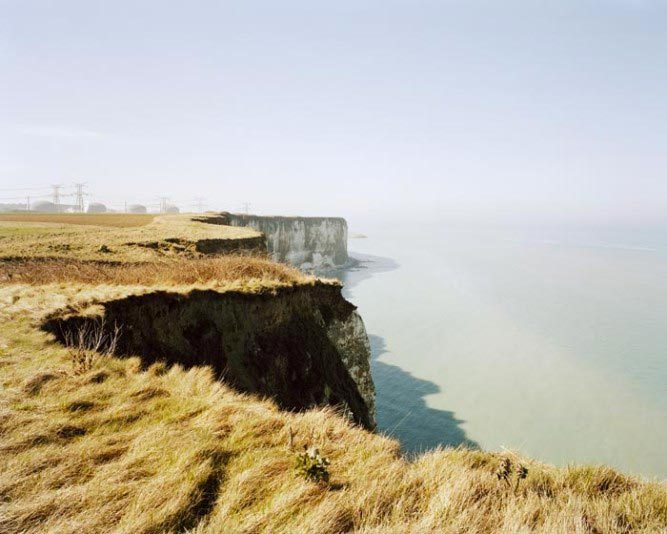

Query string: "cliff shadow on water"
[[369, 334, 478, 453], [338, 251, 479, 453]]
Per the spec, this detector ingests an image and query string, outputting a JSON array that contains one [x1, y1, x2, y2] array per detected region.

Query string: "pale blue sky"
[[2, 1, 666, 223]]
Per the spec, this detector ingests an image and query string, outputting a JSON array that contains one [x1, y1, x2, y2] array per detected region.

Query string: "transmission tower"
[[241, 202, 251, 215], [158, 197, 170, 213], [73, 182, 87, 212], [51, 184, 62, 212], [193, 197, 205, 214]]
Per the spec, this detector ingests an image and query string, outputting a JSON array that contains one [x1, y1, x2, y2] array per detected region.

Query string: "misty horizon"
[[3, 1, 667, 226]]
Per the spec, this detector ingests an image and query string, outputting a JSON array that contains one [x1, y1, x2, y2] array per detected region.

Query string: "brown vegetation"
[[0, 255, 312, 287]]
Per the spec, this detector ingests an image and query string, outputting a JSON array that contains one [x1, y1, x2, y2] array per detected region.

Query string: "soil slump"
[[44, 284, 375, 429]]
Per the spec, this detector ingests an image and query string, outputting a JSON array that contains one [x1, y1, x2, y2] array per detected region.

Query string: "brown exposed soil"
[[43, 284, 374, 429]]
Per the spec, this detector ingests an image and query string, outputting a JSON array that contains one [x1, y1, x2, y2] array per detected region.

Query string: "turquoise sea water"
[[336, 222, 667, 480]]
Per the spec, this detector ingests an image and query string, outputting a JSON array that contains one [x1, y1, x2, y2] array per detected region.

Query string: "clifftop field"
[[0, 212, 156, 228], [1, 213, 666, 533], [0, 213, 262, 262]]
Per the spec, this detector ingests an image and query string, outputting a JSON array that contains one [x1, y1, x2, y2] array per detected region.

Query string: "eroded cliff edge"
[[203, 213, 349, 270], [44, 282, 376, 429]]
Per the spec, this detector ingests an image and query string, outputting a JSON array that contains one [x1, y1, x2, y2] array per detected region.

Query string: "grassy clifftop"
[[0, 213, 263, 262], [0, 214, 666, 533]]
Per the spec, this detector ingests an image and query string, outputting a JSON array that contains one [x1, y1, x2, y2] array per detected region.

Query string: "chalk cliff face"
[[218, 214, 349, 270], [45, 283, 376, 429]]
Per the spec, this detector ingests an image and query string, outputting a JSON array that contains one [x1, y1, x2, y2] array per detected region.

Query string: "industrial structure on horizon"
[[0, 183, 197, 215]]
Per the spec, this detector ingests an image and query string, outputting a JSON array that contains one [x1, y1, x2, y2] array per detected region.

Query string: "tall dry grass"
[[0, 255, 312, 287], [0, 284, 666, 533]]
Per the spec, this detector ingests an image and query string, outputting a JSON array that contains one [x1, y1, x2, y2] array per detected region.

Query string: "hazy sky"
[[2, 1, 667, 223]]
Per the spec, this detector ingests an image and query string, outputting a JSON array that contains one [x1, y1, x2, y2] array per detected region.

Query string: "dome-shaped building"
[[127, 204, 147, 214], [87, 202, 107, 213], [165, 205, 180, 214]]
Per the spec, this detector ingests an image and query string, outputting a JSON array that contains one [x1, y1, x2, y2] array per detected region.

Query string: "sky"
[[1, 0, 667, 225]]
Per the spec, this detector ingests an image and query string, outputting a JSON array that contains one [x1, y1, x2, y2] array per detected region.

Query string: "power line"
[[0, 185, 51, 192], [0, 195, 33, 201], [193, 197, 206, 214], [0, 191, 68, 202]]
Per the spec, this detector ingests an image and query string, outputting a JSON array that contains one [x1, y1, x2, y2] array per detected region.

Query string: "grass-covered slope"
[[0, 214, 666, 533], [2, 285, 667, 533], [0, 214, 263, 261]]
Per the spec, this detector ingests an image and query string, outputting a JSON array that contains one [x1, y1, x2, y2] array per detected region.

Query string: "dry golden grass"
[[0, 212, 156, 228], [0, 215, 261, 262], [0, 284, 666, 534], [1, 215, 666, 533], [0, 255, 312, 287]]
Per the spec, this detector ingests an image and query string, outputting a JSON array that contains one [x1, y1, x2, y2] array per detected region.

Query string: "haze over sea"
[[338, 221, 667, 480]]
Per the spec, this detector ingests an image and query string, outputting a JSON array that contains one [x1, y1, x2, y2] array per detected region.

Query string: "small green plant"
[[496, 457, 528, 492], [515, 464, 529, 489], [496, 457, 512, 484], [295, 446, 330, 484]]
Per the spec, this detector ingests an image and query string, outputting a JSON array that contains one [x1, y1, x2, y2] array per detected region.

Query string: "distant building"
[[32, 201, 58, 213], [87, 202, 107, 213], [128, 204, 147, 214], [0, 203, 27, 212], [166, 205, 180, 214]]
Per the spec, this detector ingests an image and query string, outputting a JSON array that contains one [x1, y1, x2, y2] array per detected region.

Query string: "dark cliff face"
[[207, 214, 349, 269], [44, 284, 375, 429]]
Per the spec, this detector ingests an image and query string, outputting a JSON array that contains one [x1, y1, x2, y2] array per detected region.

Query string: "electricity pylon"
[[73, 182, 87, 212]]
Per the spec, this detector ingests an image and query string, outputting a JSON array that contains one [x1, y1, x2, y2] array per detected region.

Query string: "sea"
[[334, 221, 667, 480]]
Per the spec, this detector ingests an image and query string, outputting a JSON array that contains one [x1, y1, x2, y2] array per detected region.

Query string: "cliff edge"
[[204, 213, 349, 270], [44, 282, 375, 430], [1, 214, 666, 533]]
